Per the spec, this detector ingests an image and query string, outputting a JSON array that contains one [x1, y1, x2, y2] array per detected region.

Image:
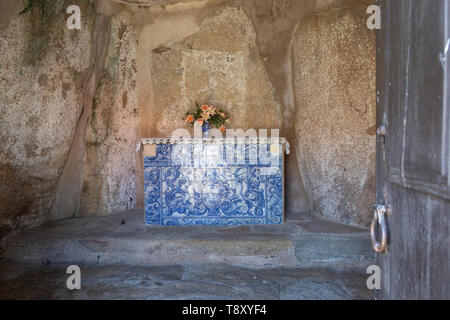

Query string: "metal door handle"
[[370, 205, 388, 253]]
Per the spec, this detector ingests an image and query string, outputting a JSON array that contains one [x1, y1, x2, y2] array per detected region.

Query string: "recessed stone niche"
[[0, 0, 376, 241], [148, 7, 282, 137]]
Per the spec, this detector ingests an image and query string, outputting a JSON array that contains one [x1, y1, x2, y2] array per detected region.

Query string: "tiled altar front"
[[138, 138, 289, 226]]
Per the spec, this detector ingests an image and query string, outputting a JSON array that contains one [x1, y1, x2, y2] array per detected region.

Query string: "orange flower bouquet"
[[184, 102, 230, 133]]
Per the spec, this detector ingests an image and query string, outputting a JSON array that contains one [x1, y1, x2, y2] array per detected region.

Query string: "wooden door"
[[376, 0, 450, 299]]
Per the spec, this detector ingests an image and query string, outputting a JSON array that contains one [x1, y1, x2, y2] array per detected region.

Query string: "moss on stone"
[[88, 91, 113, 147], [89, 97, 99, 142], [19, 0, 94, 67], [103, 52, 120, 82]]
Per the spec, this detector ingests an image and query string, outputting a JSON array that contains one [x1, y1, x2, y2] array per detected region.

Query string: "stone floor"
[[0, 211, 374, 300], [0, 261, 372, 300]]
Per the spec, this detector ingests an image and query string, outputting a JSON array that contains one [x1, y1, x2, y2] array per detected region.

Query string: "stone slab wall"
[[0, 0, 95, 239], [292, 5, 376, 227], [80, 12, 140, 216]]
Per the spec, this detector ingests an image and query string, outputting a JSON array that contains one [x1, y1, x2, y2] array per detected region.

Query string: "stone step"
[[2, 211, 374, 268]]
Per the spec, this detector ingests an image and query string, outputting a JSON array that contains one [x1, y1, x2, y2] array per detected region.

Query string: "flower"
[[209, 106, 217, 115], [186, 102, 230, 129], [186, 114, 194, 123]]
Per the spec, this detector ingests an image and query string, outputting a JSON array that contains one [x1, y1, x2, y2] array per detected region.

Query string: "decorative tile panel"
[[143, 140, 286, 225]]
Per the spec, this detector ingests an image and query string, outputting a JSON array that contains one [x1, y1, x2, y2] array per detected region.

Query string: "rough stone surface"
[[0, 0, 377, 243], [234, 0, 374, 215], [81, 11, 140, 216], [0, 2, 94, 238], [136, 0, 374, 215], [2, 210, 372, 267], [0, 0, 378, 301], [0, 210, 372, 299], [110, 0, 200, 7], [293, 5, 376, 227], [148, 7, 282, 137], [0, 261, 372, 300]]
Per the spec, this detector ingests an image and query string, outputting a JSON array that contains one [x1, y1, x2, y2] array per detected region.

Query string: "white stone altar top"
[[136, 137, 290, 155]]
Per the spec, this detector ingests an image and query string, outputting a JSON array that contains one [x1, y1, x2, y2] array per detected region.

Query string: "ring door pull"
[[370, 205, 388, 253]]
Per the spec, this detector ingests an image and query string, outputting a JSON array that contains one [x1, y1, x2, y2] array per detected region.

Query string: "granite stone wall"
[[292, 5, 376, 227], [0, 0, 96, 239], [80, 11, 140, 217], [0, 0, 375, 243]]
